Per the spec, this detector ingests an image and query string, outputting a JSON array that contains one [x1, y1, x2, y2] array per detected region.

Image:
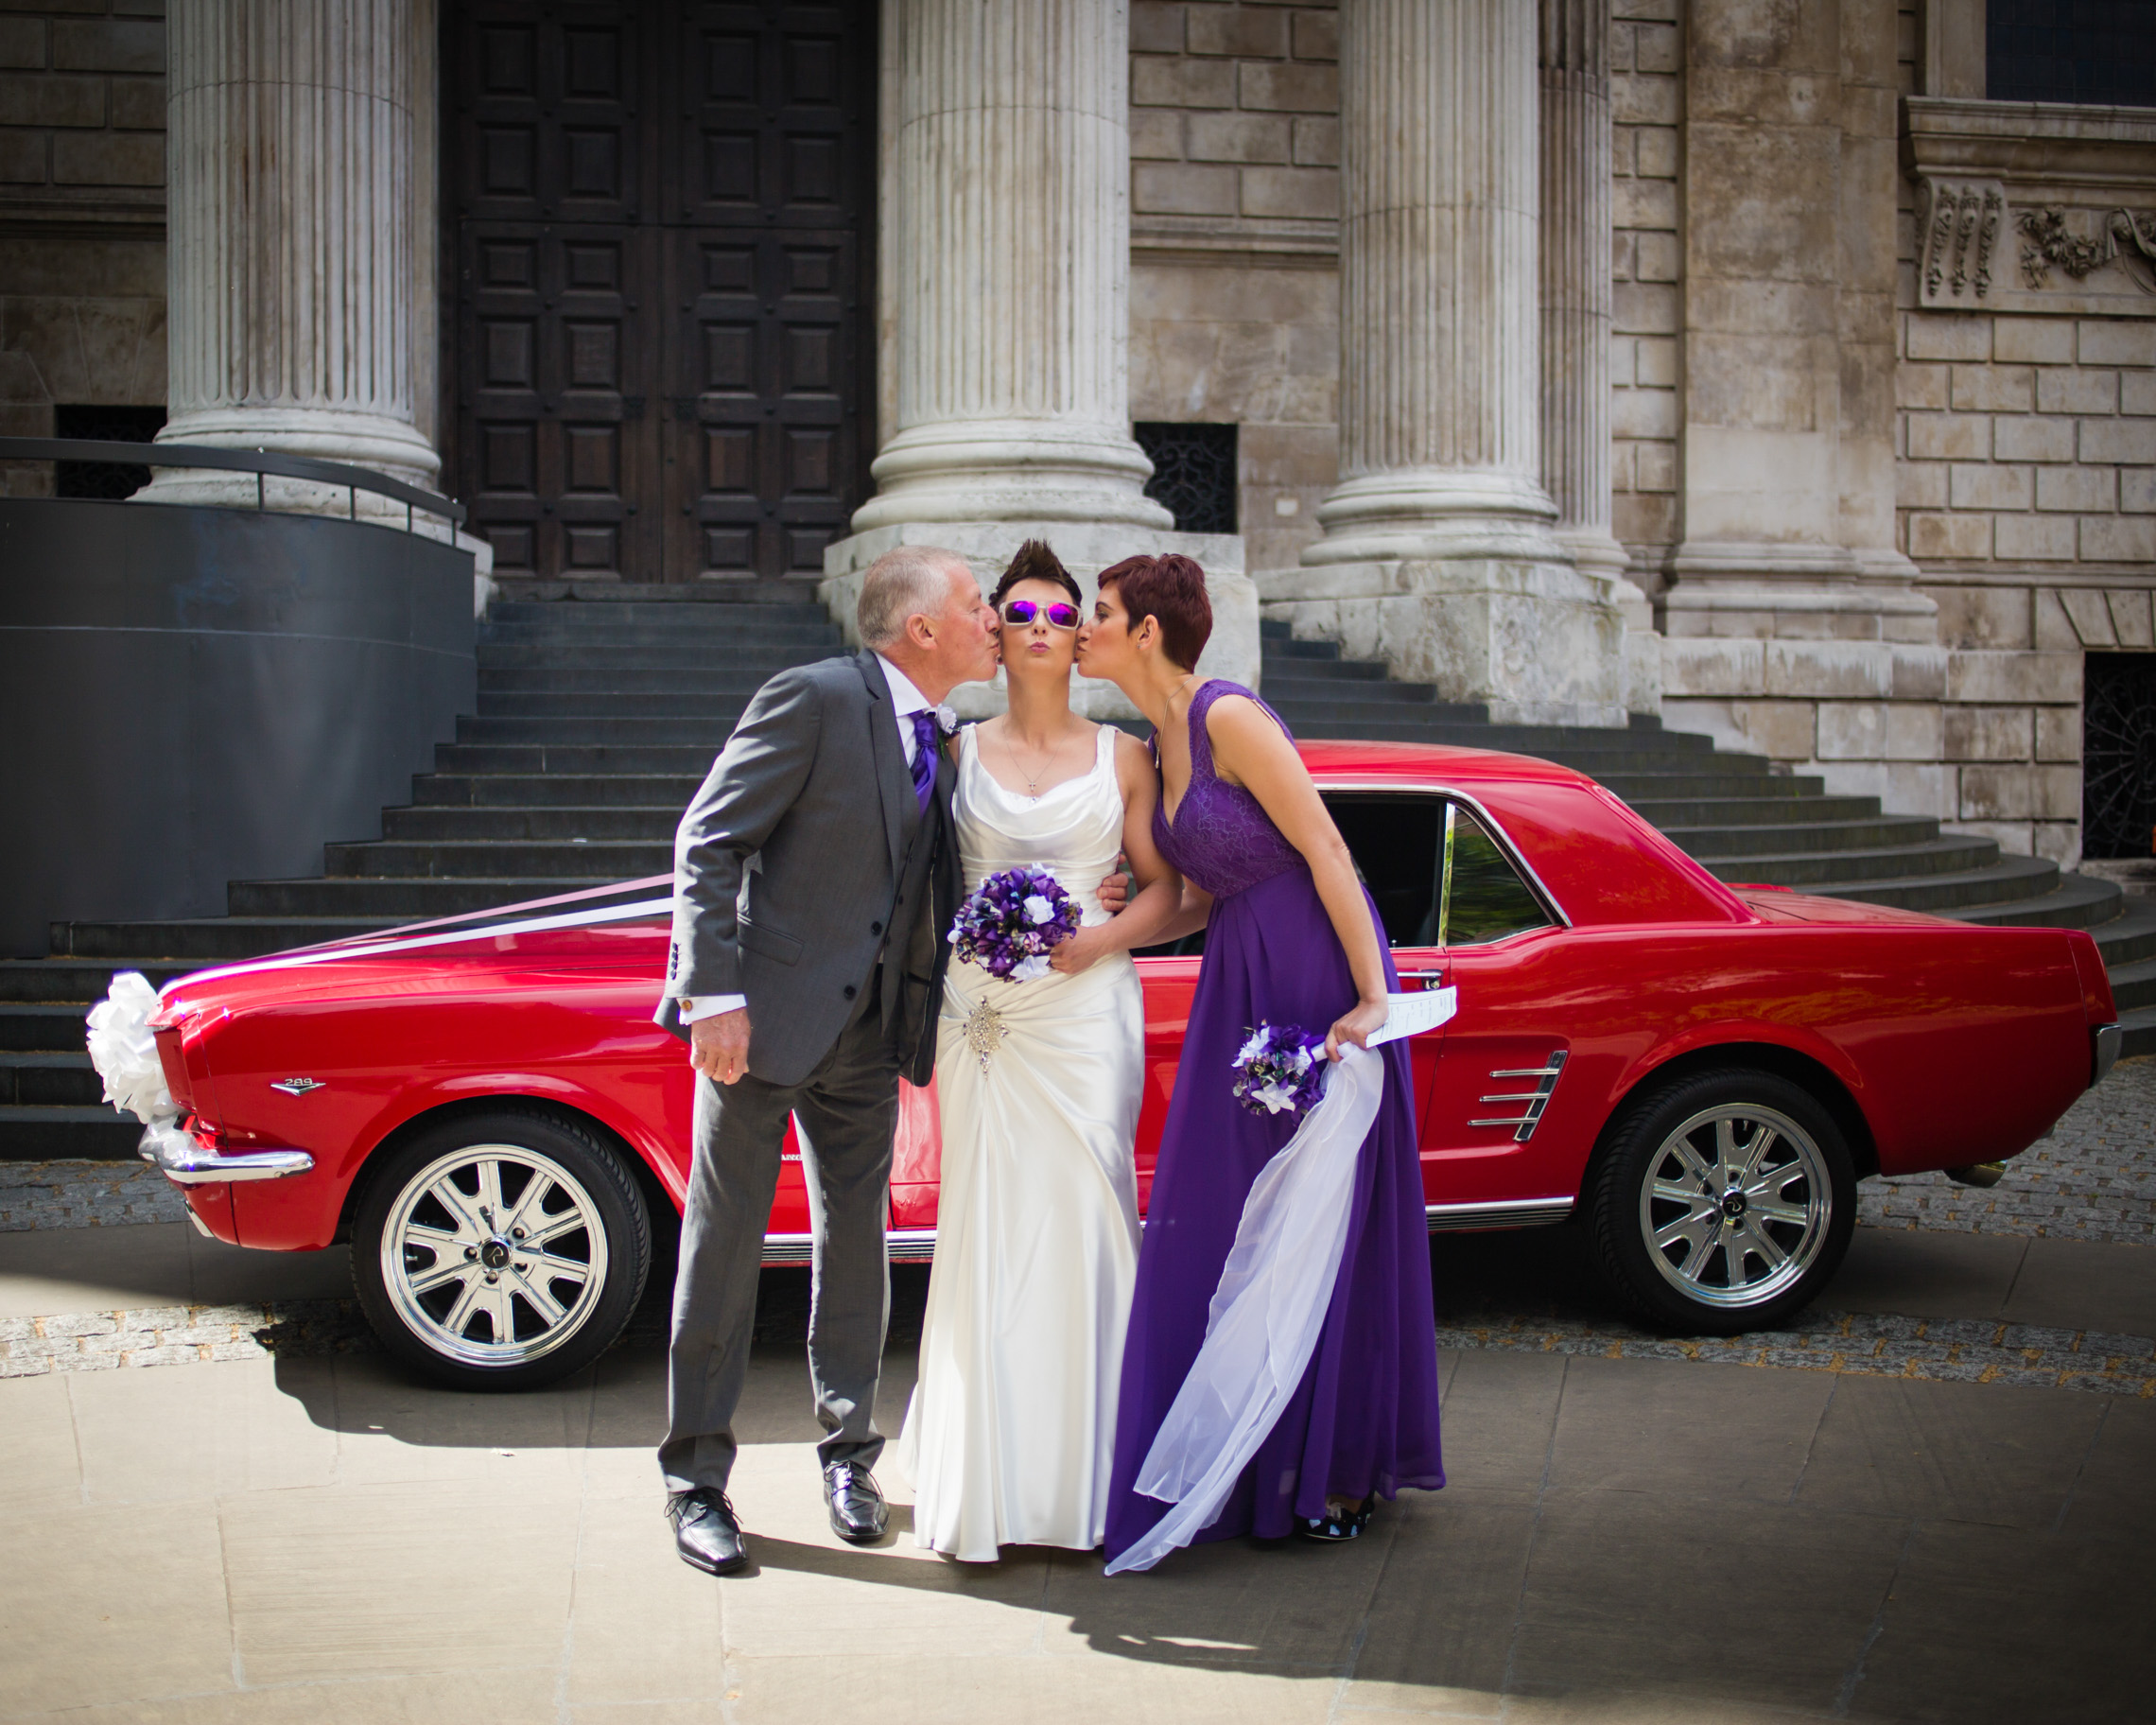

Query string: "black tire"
[[1586, 1067, 1854, 1335], [352, 1108, 652, 1391]]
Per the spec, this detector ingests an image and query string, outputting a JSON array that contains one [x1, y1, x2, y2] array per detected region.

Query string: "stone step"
[[2083, 898, 2156, 967], [1598, 772, 1830, 801], [1956, 868, 2124, 932], [487, 579, 820, 607], [2106, 953, 2156, 1013], [433, 742, 722, 775], [484, 595, 832, 623], [0, 958, 196, 1004], [381, 805, 680, 842], [2121, 1004, 2156, 1057], [1700, 836, 2012, 890], [50, 917, 406, 962], [476, 629, 836, 664], [321, 839, 673, 879], [225, 877, 616, 919], [1670, 814, 1945, 860], [1260, 636, 1343, 662], [0, 1002, 103, 1053], [1806, 854, 2066, 915], [1262, 675, 1484, 712], [412, 773, 706, 808], [478, 689, 774, 719], [478, 662, 824, 692], [455, 715, 744, 745], [0, 1105, 141, 1161], [1625, 793, 1884, 827], [0, 1050, 99, 1107], [1255, 652, 1391, 682]]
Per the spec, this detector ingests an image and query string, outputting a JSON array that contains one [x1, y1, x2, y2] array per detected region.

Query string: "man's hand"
[[689, 1008, 752, 1085], [1097, 852, 1132, 915]]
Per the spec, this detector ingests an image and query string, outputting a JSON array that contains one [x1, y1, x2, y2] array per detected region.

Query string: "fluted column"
[[1539, 0, 1624, 580], [848, 0, 1169, 531], [1261, 0, 1623, 727], [144, 0, 440, 511], [1308, 0, 1558, 566]]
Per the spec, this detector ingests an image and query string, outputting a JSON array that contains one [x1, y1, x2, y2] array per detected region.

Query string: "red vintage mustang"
[[131, 741, 2120, 1390]]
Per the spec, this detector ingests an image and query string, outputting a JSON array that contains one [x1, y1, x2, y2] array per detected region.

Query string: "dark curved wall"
[[0, 500, 476, 957]]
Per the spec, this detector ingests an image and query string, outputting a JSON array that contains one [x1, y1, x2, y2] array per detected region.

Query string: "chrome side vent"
[[1469, 1049, 1567, 1142]]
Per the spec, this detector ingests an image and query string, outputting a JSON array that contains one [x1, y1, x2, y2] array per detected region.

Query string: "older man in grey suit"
[[656, 545, 1000, 1576]]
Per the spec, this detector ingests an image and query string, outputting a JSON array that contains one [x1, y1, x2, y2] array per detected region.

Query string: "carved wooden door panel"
[[448, 0, 871, 584], [664, 3, 867, 579]]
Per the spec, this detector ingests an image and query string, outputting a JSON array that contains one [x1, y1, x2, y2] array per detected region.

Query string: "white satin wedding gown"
[[894, 723, 1144, 1561]]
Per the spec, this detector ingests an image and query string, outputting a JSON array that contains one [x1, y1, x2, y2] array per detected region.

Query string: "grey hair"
[[858, 545, 964, 649]]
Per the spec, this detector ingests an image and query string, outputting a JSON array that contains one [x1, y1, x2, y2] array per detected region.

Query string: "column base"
[[1258, 554, 1627, 728], [821, 521, 1251, 721], [133, 408, 443, 521], [848, 420, 1175, 534]]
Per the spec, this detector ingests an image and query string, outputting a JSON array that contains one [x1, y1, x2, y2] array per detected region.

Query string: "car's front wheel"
[[1586, 1068, 1854, 1335], [352, 1110, 652, 1390]]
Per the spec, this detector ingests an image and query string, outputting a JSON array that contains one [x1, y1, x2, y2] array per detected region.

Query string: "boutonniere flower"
[[933, 704, 959, 735]]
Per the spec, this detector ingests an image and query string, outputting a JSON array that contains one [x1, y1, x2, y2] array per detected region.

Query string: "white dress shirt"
[[680, 654, 932, 1025]]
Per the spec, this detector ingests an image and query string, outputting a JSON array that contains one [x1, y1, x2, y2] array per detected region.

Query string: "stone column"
[[1261, 0, 1624, 726], [826, 0, 1251, 714], [1539, 0, 1658, 715], [1660, 0, 1944, 815], [143, 0, 441, 514]]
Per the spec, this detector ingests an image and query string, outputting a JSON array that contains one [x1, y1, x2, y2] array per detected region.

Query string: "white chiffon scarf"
[[1105, 1043, 1385, 1577]]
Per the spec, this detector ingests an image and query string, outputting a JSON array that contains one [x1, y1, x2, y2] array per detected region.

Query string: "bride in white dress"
[[895, 541, 1184, 1562]]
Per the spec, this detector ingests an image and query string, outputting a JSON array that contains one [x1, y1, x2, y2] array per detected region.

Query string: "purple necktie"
[[909, 709, 940, 814]]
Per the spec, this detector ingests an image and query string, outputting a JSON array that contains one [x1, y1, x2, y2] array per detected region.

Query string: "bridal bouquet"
[[1230, 1022, 1329, 1119], [949, 865, 1082, 983]]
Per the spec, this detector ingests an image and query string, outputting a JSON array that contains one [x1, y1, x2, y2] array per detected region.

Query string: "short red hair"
[[1097, 553, 1211, 671]]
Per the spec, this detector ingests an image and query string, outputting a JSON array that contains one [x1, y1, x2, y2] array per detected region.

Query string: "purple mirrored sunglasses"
[[1001, 599, 1081, 629]]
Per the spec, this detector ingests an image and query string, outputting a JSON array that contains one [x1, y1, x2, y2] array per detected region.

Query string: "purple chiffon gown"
[[1102, 681, 1445, 1569]]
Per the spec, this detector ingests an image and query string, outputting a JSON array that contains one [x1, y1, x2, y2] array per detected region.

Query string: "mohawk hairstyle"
[[990, 538, 1083, 608]]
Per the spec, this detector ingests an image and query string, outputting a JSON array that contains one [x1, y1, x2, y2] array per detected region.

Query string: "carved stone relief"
[[1917, 177, 2007, 306], [2017, 205, 2156, 295]]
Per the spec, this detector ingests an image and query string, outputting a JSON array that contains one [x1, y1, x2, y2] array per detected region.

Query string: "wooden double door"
[[446, 1, 874, 582]]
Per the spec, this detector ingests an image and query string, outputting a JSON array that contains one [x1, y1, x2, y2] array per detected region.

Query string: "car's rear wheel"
[[1586, 1068, 1854, 1335], [352, 1110, 651, 1390]]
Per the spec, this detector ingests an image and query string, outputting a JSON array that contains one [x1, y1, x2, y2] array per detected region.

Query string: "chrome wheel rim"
[[1638, 1104, 1830, 1311], [381, 1143, 609, 1368]]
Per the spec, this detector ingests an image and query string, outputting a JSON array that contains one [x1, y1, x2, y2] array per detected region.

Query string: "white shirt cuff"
[[680, 994, 746, 1023]]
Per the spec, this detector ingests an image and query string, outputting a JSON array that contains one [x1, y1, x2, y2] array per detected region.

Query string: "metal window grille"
[[53, 405, 168, 500], [2082, 652, 2156, 858], [1134, 422, 1238, 535], [1987, 1, 2156, 107]]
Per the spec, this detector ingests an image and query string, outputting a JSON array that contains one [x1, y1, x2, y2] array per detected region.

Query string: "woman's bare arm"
[[1207, 695, 1389, 1057], [1052, 733, 1190, 970]]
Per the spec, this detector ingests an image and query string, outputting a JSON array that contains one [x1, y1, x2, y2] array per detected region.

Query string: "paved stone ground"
[[0, 1158, 186, 1230], [1857, 1054, 2156, 1244]]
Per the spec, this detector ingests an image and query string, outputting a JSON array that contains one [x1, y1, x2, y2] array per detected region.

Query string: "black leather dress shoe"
[[823, 1460, 890, 1543], [666, 1487, 748, 1575]]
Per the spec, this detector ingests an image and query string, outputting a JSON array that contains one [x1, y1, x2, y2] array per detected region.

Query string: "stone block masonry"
[[1608, 0, 1683, 561], [0, 0, 168, 498]]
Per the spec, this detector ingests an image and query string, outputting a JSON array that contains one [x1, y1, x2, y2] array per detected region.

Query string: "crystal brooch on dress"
[[963, 997, 1008, 1072]]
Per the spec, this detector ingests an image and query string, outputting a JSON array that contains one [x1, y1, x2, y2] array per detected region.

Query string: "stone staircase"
[[3, 589, 2148, 1159]]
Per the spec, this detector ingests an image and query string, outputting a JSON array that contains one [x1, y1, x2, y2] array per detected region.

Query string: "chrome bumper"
[[2094, 1023, 2122, 1089], [138, 1120, 315, 1185]]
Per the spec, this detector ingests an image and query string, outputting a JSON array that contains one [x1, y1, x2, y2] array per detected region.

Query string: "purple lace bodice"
[[1151, 681, 1307, 899]]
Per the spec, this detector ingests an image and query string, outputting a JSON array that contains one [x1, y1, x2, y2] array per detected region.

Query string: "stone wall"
[[0, 0, 166, 495], [1126, 0, 1340, 576], [1608, 0, 1683, 575]]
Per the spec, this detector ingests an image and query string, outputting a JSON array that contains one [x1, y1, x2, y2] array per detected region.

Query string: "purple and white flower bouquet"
[[1230, 1022, 1329, 1118], [949, 865, 1082, 984]]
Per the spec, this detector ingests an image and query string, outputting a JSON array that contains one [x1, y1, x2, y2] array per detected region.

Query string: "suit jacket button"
[[870, 920, 882, 935], [843, 984, 857, 999]]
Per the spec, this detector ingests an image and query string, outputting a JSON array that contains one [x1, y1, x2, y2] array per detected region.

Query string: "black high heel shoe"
[[1297, 1494, 1376, 1542]]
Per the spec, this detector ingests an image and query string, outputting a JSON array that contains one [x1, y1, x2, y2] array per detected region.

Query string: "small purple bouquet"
[[1231, 1022, 1330, 1118], [949, 865, 1083, 983]]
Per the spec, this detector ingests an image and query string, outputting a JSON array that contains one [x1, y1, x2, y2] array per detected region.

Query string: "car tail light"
[[152, 1025, 195, 1114]]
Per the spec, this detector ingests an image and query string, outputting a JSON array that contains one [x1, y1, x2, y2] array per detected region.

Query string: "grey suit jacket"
[[655, 650, 960, 1089]]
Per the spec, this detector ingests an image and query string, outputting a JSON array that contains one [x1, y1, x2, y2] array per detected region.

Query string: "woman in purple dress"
[[1076, 553, 1444, 1573]]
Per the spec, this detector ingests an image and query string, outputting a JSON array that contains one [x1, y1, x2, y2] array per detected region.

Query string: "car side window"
[[1443, 806, 1553, 947], [1321, 793, 1442, 947]]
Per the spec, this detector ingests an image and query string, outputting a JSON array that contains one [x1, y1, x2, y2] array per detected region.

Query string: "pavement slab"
[[0, 1339, 2146, 1721]]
